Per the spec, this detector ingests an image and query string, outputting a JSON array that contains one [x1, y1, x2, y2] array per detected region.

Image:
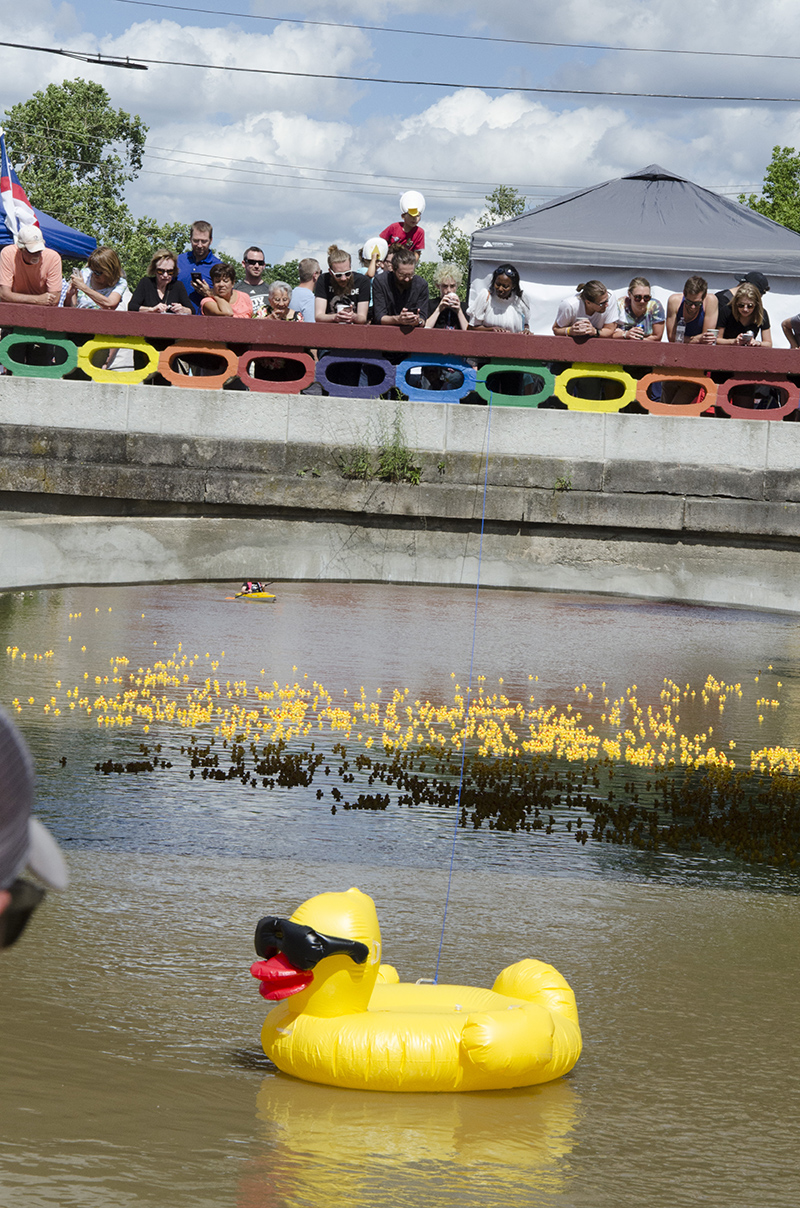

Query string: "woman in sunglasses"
[[716, 282, 772, 346], [128, 248, 193, 314], [314, 245, 370, 324], [613, 277, 665, 341]]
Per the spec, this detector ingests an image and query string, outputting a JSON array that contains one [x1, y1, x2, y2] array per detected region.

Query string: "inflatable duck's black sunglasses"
[[254, 916, 369, 971]]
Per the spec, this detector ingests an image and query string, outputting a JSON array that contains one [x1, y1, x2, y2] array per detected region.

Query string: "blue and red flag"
[[0, 126, 40, 242]]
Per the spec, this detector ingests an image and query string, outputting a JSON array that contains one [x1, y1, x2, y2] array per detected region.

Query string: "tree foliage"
[[436, 218, 471, 278], [4, 79, 147, 249], [476, 185, 527, 230], [436, 185, 528, 280], [739, 146, 800, 233], [120, 217, 192, 288]]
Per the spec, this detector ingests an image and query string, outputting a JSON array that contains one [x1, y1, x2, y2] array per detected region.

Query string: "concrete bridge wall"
[[2, 376, 800, 611]]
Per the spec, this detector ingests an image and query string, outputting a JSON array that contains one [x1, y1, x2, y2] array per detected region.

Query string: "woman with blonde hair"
[[613, 276, 665, 341], [717, 282, 772, 346], [64, 246, 126, 311], [314, 244, 370, 324], [426, 262, 468, 331], [128, 248, 192, 314]]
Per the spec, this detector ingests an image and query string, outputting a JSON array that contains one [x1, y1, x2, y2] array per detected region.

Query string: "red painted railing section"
[[1, 303, 798, 419]]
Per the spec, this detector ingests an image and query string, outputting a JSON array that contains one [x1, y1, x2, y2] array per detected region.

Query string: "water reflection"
[[3, 851, 800, 1208], [240, 1075, 579, 1207]]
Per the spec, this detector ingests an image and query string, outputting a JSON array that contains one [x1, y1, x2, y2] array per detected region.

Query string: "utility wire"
[[111, 0, 800, 64], [3, 130, 764, 203], [4, 38, 800, 101], [4, 122, 765, 200], [0, 38, 146, 69]]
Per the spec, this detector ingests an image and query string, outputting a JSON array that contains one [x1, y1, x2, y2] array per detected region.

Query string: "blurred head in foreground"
[[0, 706, 68, 950]]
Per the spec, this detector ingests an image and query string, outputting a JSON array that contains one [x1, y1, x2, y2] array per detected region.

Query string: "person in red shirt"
[[197, 263, 253, 317], [380, 190, 425, 261]]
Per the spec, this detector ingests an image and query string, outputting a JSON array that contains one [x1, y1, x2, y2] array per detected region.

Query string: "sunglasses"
[[0, 878, 45, 949], [330, 269, 352, 279], [631, 293, 650, 302], [245, 259, 264, 266], [254, 916, 368, 969]]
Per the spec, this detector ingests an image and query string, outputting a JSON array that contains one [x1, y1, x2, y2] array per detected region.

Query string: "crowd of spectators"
[[0, 192, 795, 374]]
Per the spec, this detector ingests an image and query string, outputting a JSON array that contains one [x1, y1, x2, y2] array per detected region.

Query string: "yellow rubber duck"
[[249, 887, 582, 1092]]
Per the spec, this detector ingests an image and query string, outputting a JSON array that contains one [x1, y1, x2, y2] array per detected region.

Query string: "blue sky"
[[2, 0, 799, 265]]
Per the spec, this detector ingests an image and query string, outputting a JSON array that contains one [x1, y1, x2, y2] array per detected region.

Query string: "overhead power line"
[[3, 38, 800, 101], [111, 0, 800, 64], [0, 38, 146, 69], [3, 119, 765, 199]]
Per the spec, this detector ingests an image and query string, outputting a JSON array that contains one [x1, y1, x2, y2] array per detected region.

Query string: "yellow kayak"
[[235, 590, 276, 602]]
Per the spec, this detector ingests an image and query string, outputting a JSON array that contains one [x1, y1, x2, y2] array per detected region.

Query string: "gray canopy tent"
[[468, 164, 800, 342]]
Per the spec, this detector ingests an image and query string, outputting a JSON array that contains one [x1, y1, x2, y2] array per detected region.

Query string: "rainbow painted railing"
[[1, 304, 798, 418]]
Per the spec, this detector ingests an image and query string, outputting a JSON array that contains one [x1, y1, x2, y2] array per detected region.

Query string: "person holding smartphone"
[[716, 282, 771, 346], [314, 245, 370, 324], [176, 220, 221, 313], [372, 245, 430, 327]]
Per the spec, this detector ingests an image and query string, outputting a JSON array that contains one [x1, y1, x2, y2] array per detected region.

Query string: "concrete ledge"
[[4, 376, 800, 611], [3, 510, 800, 614]]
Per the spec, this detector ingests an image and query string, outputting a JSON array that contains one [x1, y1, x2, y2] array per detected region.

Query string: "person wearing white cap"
[[0, 706, 68, 950], [380, 190, 426, 261], [0, 222, 62, 308]]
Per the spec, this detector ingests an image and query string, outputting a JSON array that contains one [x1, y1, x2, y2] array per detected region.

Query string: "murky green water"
[[2, 583, 799, 1207]]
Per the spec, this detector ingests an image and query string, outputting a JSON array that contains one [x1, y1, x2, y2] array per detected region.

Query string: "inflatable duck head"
[[251, 887, 381, 1018]]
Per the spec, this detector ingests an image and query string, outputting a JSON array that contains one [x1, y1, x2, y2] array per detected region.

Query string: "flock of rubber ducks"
[[3, 622, 799, 868]]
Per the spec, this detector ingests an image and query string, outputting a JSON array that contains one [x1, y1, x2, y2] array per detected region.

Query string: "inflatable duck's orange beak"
[[250, 952, 314, 1001]]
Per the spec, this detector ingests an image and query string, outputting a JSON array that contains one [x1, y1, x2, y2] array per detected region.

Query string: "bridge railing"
[[1, 302, 798, 418]]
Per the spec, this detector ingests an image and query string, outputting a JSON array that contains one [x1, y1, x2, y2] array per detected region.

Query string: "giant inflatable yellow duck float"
[[249, 887, 582, 1092]]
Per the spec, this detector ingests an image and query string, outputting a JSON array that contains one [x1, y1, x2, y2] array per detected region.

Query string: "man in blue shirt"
[[289, 257, 320, 322], [177, 220, 221, 313]]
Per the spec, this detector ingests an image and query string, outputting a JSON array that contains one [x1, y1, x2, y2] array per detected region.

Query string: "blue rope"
[[434, 391, 493, 982]]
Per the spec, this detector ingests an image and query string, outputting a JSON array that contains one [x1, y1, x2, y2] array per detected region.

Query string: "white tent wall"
[[467, 265, 799, 346]]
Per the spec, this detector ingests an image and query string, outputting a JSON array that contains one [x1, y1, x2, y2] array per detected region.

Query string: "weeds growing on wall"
[[338, 440, 374, 481], [376, 409, 421, 485], [338, 407, 421, 485]]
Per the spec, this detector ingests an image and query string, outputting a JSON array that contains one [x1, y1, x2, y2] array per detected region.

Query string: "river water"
[[1, 582, 799, 1208]]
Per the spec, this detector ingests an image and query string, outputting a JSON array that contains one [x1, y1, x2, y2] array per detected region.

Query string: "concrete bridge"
[[2, 305, 800, 612]]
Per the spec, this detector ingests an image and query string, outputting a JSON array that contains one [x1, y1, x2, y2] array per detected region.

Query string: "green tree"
[[476, 184, 527, 230], [436, 185, 528, 280], [263, 260, 300, 290], [414, 259, 438, 292], [4, 79, 147, 249], [436, 218, 471, 279], [739, 146, 800, 233], [118, 217, 192, 288]]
